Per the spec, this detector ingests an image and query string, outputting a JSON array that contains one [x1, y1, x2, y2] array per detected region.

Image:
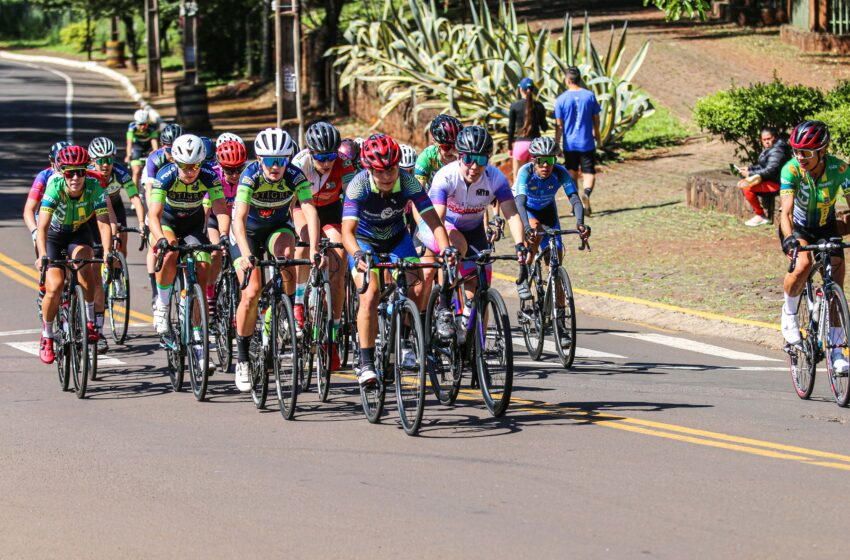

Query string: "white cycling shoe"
[[153, 303, 170, 335], [781, 309, 802, 346], [831, 350, 850, 376], [235, 361, 252, 392]]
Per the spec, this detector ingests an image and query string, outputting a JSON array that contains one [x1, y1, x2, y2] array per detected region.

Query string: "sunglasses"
[[439, 143, 456, 152], [535, 156, 556, 166], [313, 152, 338, 163], [95, 157, 114, 166], [221, 165, 245, 175], [793, 149, 819, 160], [460, 153, 489, 166], [63, 168, 87, 178], [176, 162, 202, 172], [261, 156, 289, 168]]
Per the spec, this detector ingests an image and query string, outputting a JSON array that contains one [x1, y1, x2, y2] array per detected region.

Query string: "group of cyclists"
[[28, 107, 591, 407]]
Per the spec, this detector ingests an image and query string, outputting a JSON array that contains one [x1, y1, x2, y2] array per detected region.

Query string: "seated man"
[[736, 126, 791, 226]]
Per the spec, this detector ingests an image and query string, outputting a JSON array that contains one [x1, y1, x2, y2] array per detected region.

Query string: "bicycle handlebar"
[[788, 238, 850, 273], [154, 241, 226, 273], [539, 226, 592, 252], [39, 256, 102, 287], [355, 252, 445, 295], [238, 255, 314, 290]]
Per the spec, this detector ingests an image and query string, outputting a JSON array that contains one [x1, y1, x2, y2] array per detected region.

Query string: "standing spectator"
[[735, 126, 791, 226], [508, 77, 549, 182], [553, 67, 601, 215]]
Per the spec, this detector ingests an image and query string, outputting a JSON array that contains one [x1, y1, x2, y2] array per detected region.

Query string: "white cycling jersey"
[[428, 161, 514, 231]]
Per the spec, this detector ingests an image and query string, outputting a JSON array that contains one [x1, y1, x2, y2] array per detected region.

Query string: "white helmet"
[[400, 144, 417, 170], [133, 108, 149, 124], [354, 137, 364, 148], [171, 134, 206, 165], [254, 128, 296, 158], [216, 132, 245, 148]]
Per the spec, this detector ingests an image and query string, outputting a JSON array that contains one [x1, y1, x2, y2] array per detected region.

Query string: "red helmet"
[[430, 114, 463, 145], [56, 145, 90, 168], [360, 134, 401, 171], [790, 120, 830, 150], [216, 139, 247, 168]]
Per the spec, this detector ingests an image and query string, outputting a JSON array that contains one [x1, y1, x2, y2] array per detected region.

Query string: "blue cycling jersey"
[[512, 163, 577, 210]]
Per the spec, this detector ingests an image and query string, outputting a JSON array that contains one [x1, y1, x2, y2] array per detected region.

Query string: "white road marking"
[[19, 61, 74, 142], [6, 341, 126, 366], [0, 324, 150, 338], [513, 341, 625, 359], [611, 332, 781, 362]]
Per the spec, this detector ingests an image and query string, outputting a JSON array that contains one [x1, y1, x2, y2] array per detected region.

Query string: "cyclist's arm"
[[125, 130, 133, 164], [498, 198, 526, 247], [96, 214, 112, 254], [23, 197, 39, 234], [36, 209, 50, 260], [341, 218, 360, 262], [103, 194, 119, 237], [514, 195, 531, 230], [151, 137, 159, 152], [568, 192, 584, 226], [513, 165, 531, 229], [211, 197, 230, 237], [147, 183, 168, 243], [420, 209, 450, 252], [231, 201, 251, 260], [779, 194, 794, 239]]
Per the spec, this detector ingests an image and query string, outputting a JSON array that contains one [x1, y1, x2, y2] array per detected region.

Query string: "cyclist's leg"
[[781, 226, 814, 344], [350, 240, 380, 361], [323, 223, 345, 322], [42, 230, 70, 325], [291, 205, 309, 317], [112, 197, 129, 258], [207, 213, 222, 306], [233, 229, 264, 339], [270, 227, 297, 296]]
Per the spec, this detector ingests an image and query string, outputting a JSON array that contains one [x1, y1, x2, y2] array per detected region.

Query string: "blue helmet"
[[49, 141, 71, 163], [199, 136, 215, 163]]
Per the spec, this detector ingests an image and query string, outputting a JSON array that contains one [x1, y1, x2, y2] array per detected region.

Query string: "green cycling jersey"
[[40, 175, 109, 233], [780, 154, 850, 228], [413, 145, 446, 188]]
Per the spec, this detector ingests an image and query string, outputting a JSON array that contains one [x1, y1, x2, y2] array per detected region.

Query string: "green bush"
[[59, 21, 89, 53], [826, 79, 850, 109], [694, 78, 825, 162], [813, 104, 850, 159]]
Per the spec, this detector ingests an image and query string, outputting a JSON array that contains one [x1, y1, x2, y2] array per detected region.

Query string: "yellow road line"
[[491, 271, 780, 331]]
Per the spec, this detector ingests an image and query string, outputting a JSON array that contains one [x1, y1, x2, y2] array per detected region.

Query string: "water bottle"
[[813, 289, 823, 321]]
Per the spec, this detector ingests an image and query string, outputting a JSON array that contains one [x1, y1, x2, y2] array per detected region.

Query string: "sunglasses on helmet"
[[312, 152, 338, 163], [460, 153, 489, 166], [63, 168, 87, 178], [261, 156, 289, 169], [535, 156, 556, 166], [176, 162, 202, 172], [95, 157, 114, 166]]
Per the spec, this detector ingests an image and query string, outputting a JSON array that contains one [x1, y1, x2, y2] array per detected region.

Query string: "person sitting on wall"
[[735, 126, 791, 226]]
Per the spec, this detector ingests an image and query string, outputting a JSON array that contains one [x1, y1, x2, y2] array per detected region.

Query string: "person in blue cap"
[[507, 77, 549, 182]]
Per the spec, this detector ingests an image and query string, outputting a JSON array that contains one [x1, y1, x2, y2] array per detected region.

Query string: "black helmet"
[[159, 123, 184, 147], [49, 141, 71, 163], [528, 137, 559, 157], [305, 121, 341, 154], [455, 125, 493, 156], [430, 114, 463, 145], [790, 120, 830, 151]]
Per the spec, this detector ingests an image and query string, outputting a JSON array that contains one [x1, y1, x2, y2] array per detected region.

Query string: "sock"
[[784, 293, 800, 316], [584, 187, 592, 198], [96, 312, 104, 333], [237, 335, 251, 362], [332, 320, 340, 341], [85, 302, 95, 322], [439, 289, 450, 308], [295, 283, 306, 305], [43, 321, 54, 338], [157, 282, 173, 307], [359, 347, 375, 368], [149, 273, 157, 294]]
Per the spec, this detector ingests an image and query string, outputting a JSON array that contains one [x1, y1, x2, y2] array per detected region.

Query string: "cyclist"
[[125, 108, 160, 189], [216, 132, 245, 148], [35, 146, 112, 364], [231, 128, 323, 393], [400, 144, 417, 174], [414, 114, 463, 189], [779, 120, 850, 375], [342, 133, 454, 386], [24, 141, 69, 250], [291, 122, 356, 371], [148, 134, 231, 372], [416, 125, 529, 340], [339, 138, 361, 172]]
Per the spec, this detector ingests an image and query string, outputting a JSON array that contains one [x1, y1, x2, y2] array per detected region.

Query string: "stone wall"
[[348, 81, 441, 150], [686, 170, 780, 222], [780, 24, 850, 54]]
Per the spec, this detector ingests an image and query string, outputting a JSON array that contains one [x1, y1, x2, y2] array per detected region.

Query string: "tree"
[[303, 0, 351, 110], [644, 0, 710, 21]]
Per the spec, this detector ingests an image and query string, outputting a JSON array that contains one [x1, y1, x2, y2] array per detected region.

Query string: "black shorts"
[[564, 150, 596, 174], [130, 141, 152, 163], [110, 195, 128, 227], [527, 203, 558, 228], [46, 227, 94, 267], [230, 217, 295, 263], [162, 208, 210, 245], [458, 222, 490, 255], [317, 200, 342, 229], [86, 218, 104, 258], [781, 222, 845, 259]]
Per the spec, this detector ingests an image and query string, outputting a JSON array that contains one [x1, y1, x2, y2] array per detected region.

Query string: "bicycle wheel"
[[552, 266, 577, 369], [166, 286, 185, 392], [70, 285, 90, 399], [340, 272, 354, 368], [87, 330, 98, 384], [789, 284, 816, 399], [273, 294, 299, 420], [822, 284, 850, 407], [395, 299, 427, 435], [475, 289, 513, 417], [187, 283, 210, 401], [299, 283, 316, 394], [313, 281, 333, 403], [56, 307, 70, 391], [425, 288, 461, 405], [107, 252, 131, 344], [519, 264, 545, 361], [213, 272, 234, 373], [250, 328, 269, 409]]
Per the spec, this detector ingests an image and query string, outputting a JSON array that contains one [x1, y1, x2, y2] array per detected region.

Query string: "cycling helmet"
[[354, 137, 364, 148], [159, 123, 184, 146], [216, 132, 245, 147], [133, 108, 150, 124], [455, 125, 493, 156], [56, 145, 90, 168], [305, 122, 341, 154], [49, 141, 71, 163], [254, 128, 296, 158], [88, 137, 117, 158], [200, 136, 215, 163], [399, 144, 417, 169], [790, 120, 830, 150], [339, 138, 360, 163], [430, 114, 463, 145], [528, 137, 559, 157], [171, 134, 206, 165], [216, 140, 248, 168], [360, 134, 401, 171]]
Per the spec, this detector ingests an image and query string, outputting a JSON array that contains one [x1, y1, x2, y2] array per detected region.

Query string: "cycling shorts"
[[294, 199, 343, 233], [347, 231, 419, 273], [415, 221, 491, 281], [564, 150, 596, 175], [528, 203, 563, 251], [229, 220, 295, 268], [130, 142, 152, 167], [161, 208, 211, 264], [46, 227, 95, 268], [781, 221, 844, 260], [110, 194, 127, 227]]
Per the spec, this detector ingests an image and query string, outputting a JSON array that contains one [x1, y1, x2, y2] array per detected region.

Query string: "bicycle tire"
[[316, 280, 333, 403], [475, 288, 513, 417], [71, 285, 89, 399], [213, 271, 234, 373], [273, 294, 299, 420], [166, 285, 185, 392], [299, 283, 315, 394], [823, 285, 850, 407], [250, 326, 269, 410], [552, 266, 577, 369], [187, 283, 210, 402], [88, 330, 98, 383], [789, 284, 816, 399], [395, 298, 427, 435], [340, 272, 355, 368], [108, 252, 131, 344], [56, 307, 70, 391], [519, 263, 545, 361], [425, 287, 462, 405]]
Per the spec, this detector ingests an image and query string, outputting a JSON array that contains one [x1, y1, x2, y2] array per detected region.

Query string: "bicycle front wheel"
[[789, 284, 816, 399], [395, 299, 427, 436], [166, 286, 185, 392], [187, 283, 210, 402], [55, 310, 70, 391], [822, 285, 850, 407], [425, 287, 461, 406], [107, 252, 131, 344], [70, 285, 90, 399], [340, 272, 357, 368], [519, 264, 545, 360], [273, 294, 299, 420], [475, 289, 513, 417], [213, 272, 235, 373], [552, 267, 577, 369], [250, 328, 269, 409], [314, 281, 333, 403]]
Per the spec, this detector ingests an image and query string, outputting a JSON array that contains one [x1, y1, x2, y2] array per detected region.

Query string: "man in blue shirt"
[[553, 67, 601, 215]]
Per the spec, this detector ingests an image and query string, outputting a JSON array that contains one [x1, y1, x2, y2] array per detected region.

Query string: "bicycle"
[[517, 226, 590, 368], [155, 241, 223, 402], [211, 244, 238, 373], [39, 255, 102, 399], [786, 239, 850, 406], [356, 253, 442, 436], [424, 247, 516, 417], [239, 253, 312, 418], [338, 265, 358, 369], [103, 225, 146, 345]]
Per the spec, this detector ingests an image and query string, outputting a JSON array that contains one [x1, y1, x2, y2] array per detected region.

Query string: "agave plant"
[[329, 0, 653, 156]]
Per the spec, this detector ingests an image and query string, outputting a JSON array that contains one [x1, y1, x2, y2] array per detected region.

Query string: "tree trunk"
[[260, 0, 271, 80], [122, 15, 139, 71], [308, 0, 344, 110], [85, 11, 93, 60]]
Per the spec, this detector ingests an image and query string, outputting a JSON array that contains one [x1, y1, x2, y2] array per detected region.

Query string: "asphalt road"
[[1, 57, 849, 559]]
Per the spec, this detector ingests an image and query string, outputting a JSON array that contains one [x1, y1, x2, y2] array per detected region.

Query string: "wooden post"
[[292, 0, 304, 146], [275, 0, 283, 126]]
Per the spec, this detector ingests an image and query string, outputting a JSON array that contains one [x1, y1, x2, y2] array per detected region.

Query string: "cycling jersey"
[[292, 148, 356, 207], [126, 122, 158, 145], [513, 163, 577, 210], [429, 161, 513, 231], [93, 162, 138, 199], [235, 161, 312, 226], [150, 163, 223, 214], [343, 170, 433, 243], [413, 145, 445, 188], [143, 148, 170, 184], [28, 167, 55, 203], [40, 175, 108, 233], [780, 155, 850, 228]]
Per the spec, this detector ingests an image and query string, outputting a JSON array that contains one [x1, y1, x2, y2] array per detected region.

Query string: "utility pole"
[[274, 0, 283, 126], [275, 0, 302, 141], [181, 0, 199, 85], [292, 0, 303, 146], [144, 0, 162, 95]]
